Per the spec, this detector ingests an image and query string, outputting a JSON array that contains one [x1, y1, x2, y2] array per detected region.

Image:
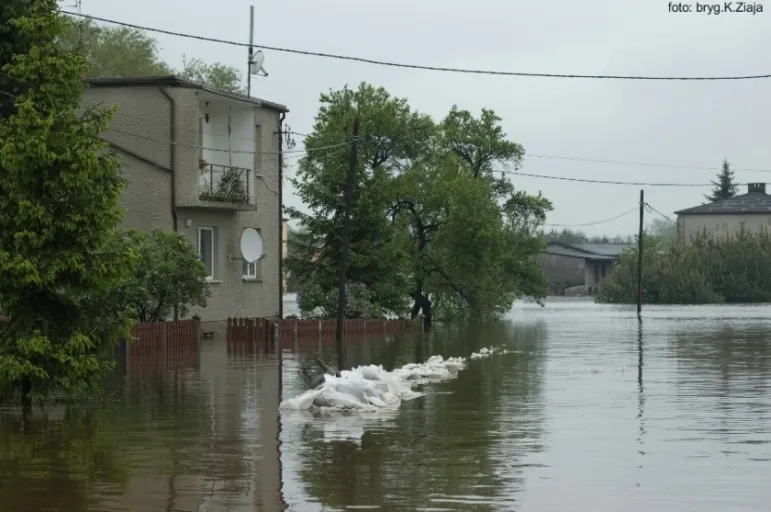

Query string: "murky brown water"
[[2, 299, 771, 511]]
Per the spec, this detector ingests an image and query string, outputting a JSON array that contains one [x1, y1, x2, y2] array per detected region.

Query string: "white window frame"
[[242, 226, 262, 280], [242, 260, 258, 279], [197, 227, 215, 280]]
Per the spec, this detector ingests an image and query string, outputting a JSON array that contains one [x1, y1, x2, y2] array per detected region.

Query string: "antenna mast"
[[247, 5, 254, 97]]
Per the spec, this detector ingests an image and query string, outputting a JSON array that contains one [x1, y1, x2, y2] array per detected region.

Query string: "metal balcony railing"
[[199, 162, 250, 205]]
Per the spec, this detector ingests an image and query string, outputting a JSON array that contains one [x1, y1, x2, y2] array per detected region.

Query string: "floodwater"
[[2, 298, 771, 511]]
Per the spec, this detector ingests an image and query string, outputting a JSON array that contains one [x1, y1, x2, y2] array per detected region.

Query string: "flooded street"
[[2, 299, 771, 511]]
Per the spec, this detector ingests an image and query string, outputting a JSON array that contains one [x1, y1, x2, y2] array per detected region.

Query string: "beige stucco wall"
[[677, 213, 771, 244], [83, 84, 282, 321]]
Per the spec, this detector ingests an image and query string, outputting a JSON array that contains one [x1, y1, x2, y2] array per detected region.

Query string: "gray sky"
[[83, 0, 771, 236]]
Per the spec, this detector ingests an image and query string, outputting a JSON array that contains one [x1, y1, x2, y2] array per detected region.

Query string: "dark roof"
[[544, 241, 635, 260], [84, 75, 289, 113], [674, 192, 771, 215]]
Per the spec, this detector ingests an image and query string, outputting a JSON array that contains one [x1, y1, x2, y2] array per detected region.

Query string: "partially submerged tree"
[[287, 84, 429, 319], [0, 0, 134, 404], [287, 82, 552, 325], [705, 159, 738, 203]]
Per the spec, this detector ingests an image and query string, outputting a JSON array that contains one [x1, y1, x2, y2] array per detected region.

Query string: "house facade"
[[675, 183, 771, 244], [282, 217, 290, 291], [82, 76, 288, 322], [541, 242, 635, 295]]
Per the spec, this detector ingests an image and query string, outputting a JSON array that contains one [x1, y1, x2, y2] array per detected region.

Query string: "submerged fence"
[[119, 318, 201, 375], [226, 317, 423, 353], [114, 316, 423, 371]]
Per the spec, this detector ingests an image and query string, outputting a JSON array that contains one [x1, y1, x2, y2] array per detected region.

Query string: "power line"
[[525, 153, 771, 174], [545, 207, 638, 228], [109, 126, 357, 155], [62, 12, 771, 82], [645, 203, 675, 223], [506, 171, 718, 187]]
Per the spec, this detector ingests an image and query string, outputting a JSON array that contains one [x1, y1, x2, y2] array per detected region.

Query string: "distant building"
[[675, 183, 771, 244], [540, 242, 635, 295], [82, 76, 289, 321]]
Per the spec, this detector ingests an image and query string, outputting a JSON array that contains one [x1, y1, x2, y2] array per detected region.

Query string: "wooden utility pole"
[[335, 117, 360, 372], [636, 189, 644, 320]]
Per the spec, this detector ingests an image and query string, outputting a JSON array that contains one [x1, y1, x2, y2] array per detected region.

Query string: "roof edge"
[[675, 210, 771, 216], [84, 75, 289, 113]]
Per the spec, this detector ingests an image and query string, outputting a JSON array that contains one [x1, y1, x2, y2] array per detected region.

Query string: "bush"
[[109, 229, 210, 322], [597, 230, 771, 304]]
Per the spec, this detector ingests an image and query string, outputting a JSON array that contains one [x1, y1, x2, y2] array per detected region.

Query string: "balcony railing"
[[199, 162, 250, 205]]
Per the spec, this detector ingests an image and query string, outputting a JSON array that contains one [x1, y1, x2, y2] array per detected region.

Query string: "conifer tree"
[[0, 0, 134, 404], [705, 159, 738, 202]]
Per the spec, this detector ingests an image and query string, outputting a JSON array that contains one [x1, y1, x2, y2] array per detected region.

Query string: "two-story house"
[[83, 76, 288, 321]]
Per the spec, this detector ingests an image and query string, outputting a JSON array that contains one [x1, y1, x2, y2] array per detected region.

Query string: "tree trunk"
[[21, 375, 32, 408], [410, 290, 433, 331]]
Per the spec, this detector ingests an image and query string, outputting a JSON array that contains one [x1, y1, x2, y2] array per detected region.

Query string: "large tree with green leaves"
[[0, 0, 135, 404], [287, 82, 552, 325], [60, 17, 244, 92], [287, 84, 430, 318], [705, 159, 738, 202]]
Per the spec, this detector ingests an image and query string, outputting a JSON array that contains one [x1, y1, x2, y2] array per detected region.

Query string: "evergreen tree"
[[0, 0, 135, 404], [705, 159, 738, 202]]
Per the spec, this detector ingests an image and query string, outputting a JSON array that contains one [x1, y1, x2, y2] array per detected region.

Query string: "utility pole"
[[246, 5, 254, 97], [335, 117, 360, 372], [636, 189, 644, 320]]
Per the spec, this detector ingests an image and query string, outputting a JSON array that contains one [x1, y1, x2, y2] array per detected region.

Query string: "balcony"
[[199, 162, 250, 205]]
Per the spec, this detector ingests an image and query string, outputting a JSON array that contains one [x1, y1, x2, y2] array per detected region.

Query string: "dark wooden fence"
[[226, 317, 423, 354], [121, 318, 201, 375]]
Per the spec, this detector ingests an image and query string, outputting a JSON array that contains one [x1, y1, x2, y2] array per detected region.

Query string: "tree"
[[179, 56, 244, 94], [649, 217, 677, 248], [109, 230, 210, 323], [286, 83, 429, 319], [60, 18, 171, 77], [0, 0, 134, 405], [60, 17, 243, 92], [288, 82, 552, 326], [705, 159, 738, 202], [541, 229, 588, 245]]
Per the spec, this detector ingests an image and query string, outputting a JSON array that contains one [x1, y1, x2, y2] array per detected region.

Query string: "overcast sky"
[[79, 0, 771, 237]]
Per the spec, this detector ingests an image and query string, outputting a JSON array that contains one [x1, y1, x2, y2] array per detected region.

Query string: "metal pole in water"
[[636, 189, 644, 320]]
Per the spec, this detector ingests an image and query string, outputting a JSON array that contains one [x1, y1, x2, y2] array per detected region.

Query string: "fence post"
[[193, 315, 201, 369], [161, 321, 168, 372], [273, 320, 280, 354], [125, 330, 132, 376]]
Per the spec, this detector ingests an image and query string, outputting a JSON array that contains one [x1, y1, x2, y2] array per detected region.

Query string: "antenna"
[[250, 50, 268, 78], [239, 228, 264, 264]]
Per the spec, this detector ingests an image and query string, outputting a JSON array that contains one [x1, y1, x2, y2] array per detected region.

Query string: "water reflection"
[[1, 302, 771, 511], [284, 322, 548, 510]]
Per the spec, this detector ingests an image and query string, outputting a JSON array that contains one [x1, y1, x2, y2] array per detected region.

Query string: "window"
[[243, 259, 258, 279], [242, 227, 262, 280], [198, 227, 215, 279]]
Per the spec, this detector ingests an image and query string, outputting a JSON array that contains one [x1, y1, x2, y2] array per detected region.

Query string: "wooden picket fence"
[[122, 318, 201, 375], [226, 317, 423, 354]]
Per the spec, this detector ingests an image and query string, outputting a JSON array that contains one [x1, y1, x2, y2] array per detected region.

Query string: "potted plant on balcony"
[[213, 167, 248, 204]]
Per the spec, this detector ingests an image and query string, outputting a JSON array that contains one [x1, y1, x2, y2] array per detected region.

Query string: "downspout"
[[160, 87, 180, 320], [278, 112, 285, 319]]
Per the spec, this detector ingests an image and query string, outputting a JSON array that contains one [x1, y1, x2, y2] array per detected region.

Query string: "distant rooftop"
[[545, 241, 635, 260], [84, 75, 289, 113], [675, 183, 771, 216]]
